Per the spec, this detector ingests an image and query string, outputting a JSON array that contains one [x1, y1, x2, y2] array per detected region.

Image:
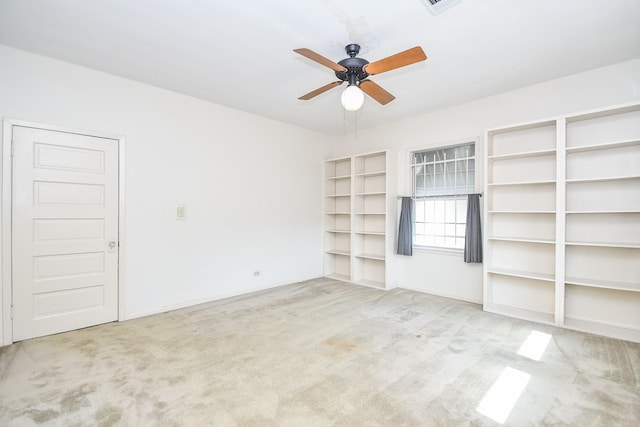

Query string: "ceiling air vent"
[[421, 0, 461, 15]]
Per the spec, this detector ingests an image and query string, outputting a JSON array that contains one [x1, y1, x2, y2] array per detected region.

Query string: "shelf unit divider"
[[555, 118, 566, 325]]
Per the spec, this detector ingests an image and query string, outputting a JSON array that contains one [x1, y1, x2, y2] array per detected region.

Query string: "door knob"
[[108, 240, 117, 252]]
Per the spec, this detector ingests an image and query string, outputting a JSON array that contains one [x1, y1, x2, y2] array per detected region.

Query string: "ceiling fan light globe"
[[341, 85, 364, 111]]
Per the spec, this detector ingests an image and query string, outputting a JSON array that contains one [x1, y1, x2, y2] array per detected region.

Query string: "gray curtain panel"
[[397, 197, 414, 256], [464, 193, 483, 263]]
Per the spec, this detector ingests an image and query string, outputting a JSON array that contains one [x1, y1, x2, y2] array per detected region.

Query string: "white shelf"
[[353, 279, 385, 289], [326, 229, 351, 234], [487, 268, 555, 282], [563, 317, 640, 344], [488, 237, 555, 245], [354, 253, 385, 261], [355, 231, 385, 236], [565, 276, 639, 292], [488, 180, 556, 187], [325, 174, 351, 180], [325, 211, 351, 215], [566, 175, 639, 184], [566, 210, 640, 214], [566, 138, 640, 153], [485, 303, 555, 325], [354, 170, 386, 177], [566, 103, 640, 122], [354, 151, 387, 174], [564, 279, 640, 343], [355, 191, 386, 196], [488, 148, 556, 161], [326, 249, 350, 256], [354, 212, 386, 215], [566, 241, 640, 249], [488, 210, 556, 214], [325, 193, 351, 198]]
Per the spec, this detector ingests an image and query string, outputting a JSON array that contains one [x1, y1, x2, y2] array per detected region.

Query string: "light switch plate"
[[176, 204, 186, 220]]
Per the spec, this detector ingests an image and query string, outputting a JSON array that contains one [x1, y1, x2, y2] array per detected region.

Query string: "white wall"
[[328, 58, 640, 304], [0, 44, 327, 342]]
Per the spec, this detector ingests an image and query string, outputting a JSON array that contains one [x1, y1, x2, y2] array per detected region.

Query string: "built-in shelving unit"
[[484, 101, 640, 342], [484, 120, 558, 328], [324, 151, 395, 289], [324, 157, 352, 282], [563, 103, 640, 342]]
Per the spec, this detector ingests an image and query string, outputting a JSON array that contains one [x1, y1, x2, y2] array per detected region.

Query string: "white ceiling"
[[1, 0, 639, 134]]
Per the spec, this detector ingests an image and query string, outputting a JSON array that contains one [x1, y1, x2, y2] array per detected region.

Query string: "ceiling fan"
[[294, 44, 427, 111]]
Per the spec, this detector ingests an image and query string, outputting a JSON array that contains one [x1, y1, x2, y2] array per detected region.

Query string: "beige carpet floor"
[[0, 277, 639, 426]]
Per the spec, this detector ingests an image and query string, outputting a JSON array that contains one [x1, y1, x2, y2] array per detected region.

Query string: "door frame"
[[1, 119, 126, 345]]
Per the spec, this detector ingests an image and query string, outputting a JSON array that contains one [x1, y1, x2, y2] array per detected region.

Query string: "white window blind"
[[411, 143, 475, 249]]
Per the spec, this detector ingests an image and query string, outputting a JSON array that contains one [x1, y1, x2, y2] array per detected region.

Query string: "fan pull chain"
[[343, 107, 346, 135], [342, 110, 359, 139], [354, 110, 358, 139]]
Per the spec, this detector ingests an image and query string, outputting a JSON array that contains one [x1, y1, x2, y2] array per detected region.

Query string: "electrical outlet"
[[421, 0, 460, 15], [253, 270, 260, 276]]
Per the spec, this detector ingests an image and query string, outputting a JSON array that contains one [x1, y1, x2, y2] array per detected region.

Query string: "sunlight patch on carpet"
[[476, 367, 530, 424], [517, 330, 552, 361]]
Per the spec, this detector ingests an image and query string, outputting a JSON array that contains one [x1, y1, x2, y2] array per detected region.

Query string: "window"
[[411, 143, 475, 249]]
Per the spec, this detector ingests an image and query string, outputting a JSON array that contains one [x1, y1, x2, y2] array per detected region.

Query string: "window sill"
[[412, 245, 464, 257]]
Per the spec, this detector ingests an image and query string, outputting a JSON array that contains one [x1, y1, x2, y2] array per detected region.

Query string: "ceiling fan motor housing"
[[335, 44, 369, 84]]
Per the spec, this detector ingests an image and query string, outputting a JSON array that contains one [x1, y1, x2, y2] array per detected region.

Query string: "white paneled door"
[[12, 126, 119, 341]]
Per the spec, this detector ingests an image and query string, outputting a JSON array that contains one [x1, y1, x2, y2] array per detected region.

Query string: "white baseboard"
[[123, 275, 321, 321], [397, 285, 482, 305]]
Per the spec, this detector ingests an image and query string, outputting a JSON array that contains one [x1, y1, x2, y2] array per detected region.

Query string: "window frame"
[[408, 140, 479, 252]]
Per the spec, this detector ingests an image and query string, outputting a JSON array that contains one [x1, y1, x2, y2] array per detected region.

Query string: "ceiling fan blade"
[[364, 46, 427, 75], [360, 80, 396, 105], [298, 81, 343, 100], [294, 48, 347, 72]]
